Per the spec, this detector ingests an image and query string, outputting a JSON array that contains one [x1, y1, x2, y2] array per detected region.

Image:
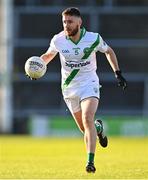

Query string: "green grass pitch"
[[0, 136, 148, 179]]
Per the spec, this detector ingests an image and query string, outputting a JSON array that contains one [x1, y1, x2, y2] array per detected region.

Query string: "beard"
[[65, 25, 79, 37]]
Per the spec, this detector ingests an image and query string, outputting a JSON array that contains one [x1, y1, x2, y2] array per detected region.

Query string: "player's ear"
[[79, 18, 82, 26]]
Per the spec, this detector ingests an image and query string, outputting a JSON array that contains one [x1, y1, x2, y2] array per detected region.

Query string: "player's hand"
[[115, 70, 127, 90], [25, 73, 37, 80]]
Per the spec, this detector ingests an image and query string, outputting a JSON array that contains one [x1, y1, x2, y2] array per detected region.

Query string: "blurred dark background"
[[0, 0, 148, 134]]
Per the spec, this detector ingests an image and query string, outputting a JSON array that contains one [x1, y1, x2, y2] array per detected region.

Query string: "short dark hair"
[[62, 7, 81, 17]]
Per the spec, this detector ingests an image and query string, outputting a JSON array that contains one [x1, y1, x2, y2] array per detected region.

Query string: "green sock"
[[87, 153, 95, 164]]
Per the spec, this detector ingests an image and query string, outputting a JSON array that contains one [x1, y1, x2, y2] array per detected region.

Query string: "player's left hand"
[[25, 73, 37, 80], [115, 70, 127, 90]]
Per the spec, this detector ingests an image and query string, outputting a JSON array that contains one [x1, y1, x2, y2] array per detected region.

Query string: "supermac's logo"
[[65, 61, 90, 69]]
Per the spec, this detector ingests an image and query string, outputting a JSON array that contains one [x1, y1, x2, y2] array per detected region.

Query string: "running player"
[[28, 7, 127, 173]]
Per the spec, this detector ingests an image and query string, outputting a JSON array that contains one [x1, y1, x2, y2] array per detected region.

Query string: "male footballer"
[[28, 7, 127, 173]]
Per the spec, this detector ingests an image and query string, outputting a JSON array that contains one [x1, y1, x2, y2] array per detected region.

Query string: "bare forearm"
[[105, 47, 120, 72], [41, 53, 56, 65]]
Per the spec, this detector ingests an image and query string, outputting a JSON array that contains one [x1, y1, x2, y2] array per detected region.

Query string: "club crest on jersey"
[[62, 49, 70, 53], [83, 47, 91, 54]]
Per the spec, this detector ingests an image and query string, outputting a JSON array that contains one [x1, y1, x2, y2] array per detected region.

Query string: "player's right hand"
[[25, 73, 37, 80]]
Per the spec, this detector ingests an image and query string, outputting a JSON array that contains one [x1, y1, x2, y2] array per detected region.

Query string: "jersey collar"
[[66, 27, 86, 45]]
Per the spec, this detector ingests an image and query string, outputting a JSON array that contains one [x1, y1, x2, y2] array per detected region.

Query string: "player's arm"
[[105, 46, 119, 72], [41, 35, 58, 65], [41, 51, 57, 65], [105, 46, 127, 90], [97, 35, 127, 90]]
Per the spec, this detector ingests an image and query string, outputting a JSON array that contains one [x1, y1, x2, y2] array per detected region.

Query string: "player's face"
[[62, 15, 82, 37]]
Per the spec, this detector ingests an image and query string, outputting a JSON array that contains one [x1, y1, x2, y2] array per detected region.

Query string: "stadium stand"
[[11, 0, 148, 131]]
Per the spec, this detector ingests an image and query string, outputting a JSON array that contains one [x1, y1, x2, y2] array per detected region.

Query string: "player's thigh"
[[81, 97, 99, 121], [64, 97, 84, 132], [64, 97, 81, 113]]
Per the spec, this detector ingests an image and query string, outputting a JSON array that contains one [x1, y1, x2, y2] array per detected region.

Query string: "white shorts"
[[64, 82, 100, 113]]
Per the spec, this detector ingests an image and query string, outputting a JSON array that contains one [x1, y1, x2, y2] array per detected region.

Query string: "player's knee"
[[82, 112, 94, 128]]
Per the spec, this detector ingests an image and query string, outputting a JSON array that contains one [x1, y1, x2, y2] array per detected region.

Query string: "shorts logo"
[[93, 87, 98, 93]]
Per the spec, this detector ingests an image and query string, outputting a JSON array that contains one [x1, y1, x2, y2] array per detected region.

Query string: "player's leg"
[[72, 111, 90, 154], [81, 97, 98, 153], [71, 110, 84, 133], [64, 96, 99, 172], [72, 110, 108, 148], [72, 104, 96, 173], [66, 95, 108, 149], [80, 97, 98, 173], [64, 97, 85, 133]]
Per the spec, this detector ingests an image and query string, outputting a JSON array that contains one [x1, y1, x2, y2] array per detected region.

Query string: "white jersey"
[[47, 28, 108, 96]]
